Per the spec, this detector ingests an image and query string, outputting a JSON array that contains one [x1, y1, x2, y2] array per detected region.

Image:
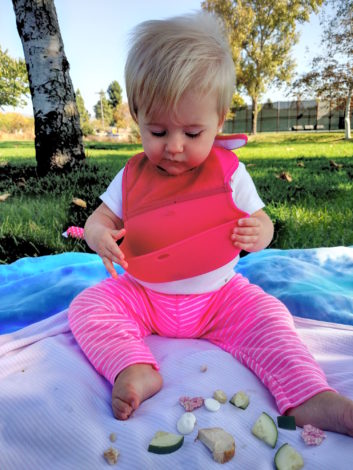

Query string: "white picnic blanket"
[[0, 310, 352, 469]]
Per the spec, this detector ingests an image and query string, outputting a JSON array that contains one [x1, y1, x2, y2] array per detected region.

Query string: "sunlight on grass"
[[0, 132, 352, 262]]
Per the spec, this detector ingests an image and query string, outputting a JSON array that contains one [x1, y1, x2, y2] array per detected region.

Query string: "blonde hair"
[[125, 11, 235, 122]]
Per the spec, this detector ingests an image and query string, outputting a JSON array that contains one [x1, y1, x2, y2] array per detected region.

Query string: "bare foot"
[[286, 391, 353, 437], [112, 364, 163, 420]]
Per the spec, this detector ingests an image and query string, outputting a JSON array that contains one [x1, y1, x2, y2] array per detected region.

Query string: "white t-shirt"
[[100, 161, 264, 294]]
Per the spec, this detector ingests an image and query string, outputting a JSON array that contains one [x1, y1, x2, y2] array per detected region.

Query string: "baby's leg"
[[203, 275, 352, 434], [287, 391, 353, 437], [68, 275, 161, 419], [112, 364, 163, 420]]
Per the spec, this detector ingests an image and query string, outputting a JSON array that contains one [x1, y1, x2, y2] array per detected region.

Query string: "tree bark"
[[251, 96, 258, 134], [344, 85, 352, 140], [12, 0, 85, 175]]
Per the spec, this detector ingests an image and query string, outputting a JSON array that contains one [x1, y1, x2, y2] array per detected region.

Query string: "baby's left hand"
[[231, 217, 262, 252]]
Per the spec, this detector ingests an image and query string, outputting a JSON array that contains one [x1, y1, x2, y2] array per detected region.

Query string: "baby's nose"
[[166, 135, 183, 155]]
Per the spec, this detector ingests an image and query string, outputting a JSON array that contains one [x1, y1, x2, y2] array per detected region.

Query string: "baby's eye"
[[185, 132, 201, 139], [151, 131, 166, 137]]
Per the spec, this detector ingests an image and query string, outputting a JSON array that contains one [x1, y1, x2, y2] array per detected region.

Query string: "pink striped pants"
[[68, 273, 333, 414]]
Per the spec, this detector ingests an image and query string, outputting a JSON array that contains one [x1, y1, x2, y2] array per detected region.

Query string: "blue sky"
[[0, 0, 323, 116]]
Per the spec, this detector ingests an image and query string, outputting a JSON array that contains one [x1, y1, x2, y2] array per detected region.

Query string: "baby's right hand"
[[88, 226, 128, 279]]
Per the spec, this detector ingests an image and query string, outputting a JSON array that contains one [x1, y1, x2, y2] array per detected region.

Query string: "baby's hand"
[[231, 217, 261, 252], [88, 227, 128, 278]]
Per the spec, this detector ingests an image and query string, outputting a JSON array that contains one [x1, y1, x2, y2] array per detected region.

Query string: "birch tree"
[[202, 0, 324, 134], [12, 0, 85, 175]]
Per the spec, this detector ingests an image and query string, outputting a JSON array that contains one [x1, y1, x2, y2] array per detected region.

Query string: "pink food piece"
[[179, 396, 204, 412], [64, 226, 85, 239], [301, 424, 326, 446]]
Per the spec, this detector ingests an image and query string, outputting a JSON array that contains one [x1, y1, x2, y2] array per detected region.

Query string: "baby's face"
[[138, 90, 223, 176]]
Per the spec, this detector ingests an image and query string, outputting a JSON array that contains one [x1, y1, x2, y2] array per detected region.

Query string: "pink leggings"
[[68, 273, 333, 414]]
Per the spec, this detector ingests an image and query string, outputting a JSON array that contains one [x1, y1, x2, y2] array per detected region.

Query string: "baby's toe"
[[112, 397, 133, 420]]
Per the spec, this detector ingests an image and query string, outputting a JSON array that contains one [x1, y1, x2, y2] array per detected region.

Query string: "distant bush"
[[0, 112, 34, 138]]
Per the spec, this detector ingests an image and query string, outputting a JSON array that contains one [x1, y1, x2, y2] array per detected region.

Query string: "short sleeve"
[[230, 161, 265, 214], [99, 167, 124, 219]]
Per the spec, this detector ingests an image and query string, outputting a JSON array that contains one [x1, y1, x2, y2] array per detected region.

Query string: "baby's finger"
[[237, 217, 259, 227], [102, 257, 119, 279]]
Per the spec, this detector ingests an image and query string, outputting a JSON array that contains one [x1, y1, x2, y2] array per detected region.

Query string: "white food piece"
[[213, 389, 227, 404], [103, 447, 119, 465], [177, 412, 197, 434], [204, 398, 221, 412], [197, 427, 236, 463]]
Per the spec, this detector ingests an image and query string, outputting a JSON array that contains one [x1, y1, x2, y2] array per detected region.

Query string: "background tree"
[[76, 89, 93, 136], [94, 90, 114, 127], [12, 0, 85, 176], [0, 45, 29, 108], [293, 0, 352, 139], [112, 102, 134, 129], [202, 0, 324, 134], [107, 80, 122, 109]]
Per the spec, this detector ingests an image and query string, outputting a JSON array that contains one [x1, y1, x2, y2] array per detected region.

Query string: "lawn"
[[0, 132, 352, 264]]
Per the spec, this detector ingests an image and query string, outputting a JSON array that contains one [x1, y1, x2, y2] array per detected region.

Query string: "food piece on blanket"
[[274, 443, 304, 470], [179, 396, 204, 411], [62, 226, 85, 239], [251, 412, 278, 448], [148, 431, 184, 454], [197, 427, 236, 464], [200, 364, 208, 372], [213, 389, 227, 404], [301, 424, 326, 446], [204, 398, 221, 412], [109, 432, 117, 442], [277, 415, 296, 430], [177, 412, 197, 434], [229, 391, 250, 409], [103, 447, 119, 465]]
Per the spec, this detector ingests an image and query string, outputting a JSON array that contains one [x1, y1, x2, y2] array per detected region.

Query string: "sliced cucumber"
[[275, 443, 304, 470], [251, 412, 278, 448], [229, 391, 249, 409], [148, 431, 184, 454], [277, 415, 296, 430]]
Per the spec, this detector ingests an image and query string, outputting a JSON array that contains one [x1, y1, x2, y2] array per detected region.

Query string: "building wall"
[[224, 100, 351, 133]]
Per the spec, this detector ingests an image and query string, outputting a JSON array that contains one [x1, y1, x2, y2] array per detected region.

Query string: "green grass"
[[1, 132, 352, 263]]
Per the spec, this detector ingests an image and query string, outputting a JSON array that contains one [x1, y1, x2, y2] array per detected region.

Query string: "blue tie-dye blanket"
[[1, 246, 353, 334]]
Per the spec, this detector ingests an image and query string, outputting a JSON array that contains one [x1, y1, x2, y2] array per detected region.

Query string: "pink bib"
[[120, 136, 249, 282]]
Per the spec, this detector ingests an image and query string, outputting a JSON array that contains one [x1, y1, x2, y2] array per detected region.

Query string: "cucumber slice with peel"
[[251, 412, 278, 448], [229, 391, 249, 409], [148, 431, 184, 454], [275, 443, 304, 470]]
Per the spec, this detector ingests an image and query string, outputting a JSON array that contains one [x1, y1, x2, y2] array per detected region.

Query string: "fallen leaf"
[[276, 172, 293, 182], [246, 163, 256, 167], [297, 161, 305, 167], [72, 197, 87, 208], [0, 193, 11, 202], [329, 160, 343, 169]]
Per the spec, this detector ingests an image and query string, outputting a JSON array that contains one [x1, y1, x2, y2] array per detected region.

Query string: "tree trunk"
[[251, 96, 258, 134], [12, 0, 85, 175], [344, 85, 352, 140]]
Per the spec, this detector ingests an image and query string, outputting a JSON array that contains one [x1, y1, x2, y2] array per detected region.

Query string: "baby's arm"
[[84, 202, 128, 278], [231, 209, 274, 253]]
